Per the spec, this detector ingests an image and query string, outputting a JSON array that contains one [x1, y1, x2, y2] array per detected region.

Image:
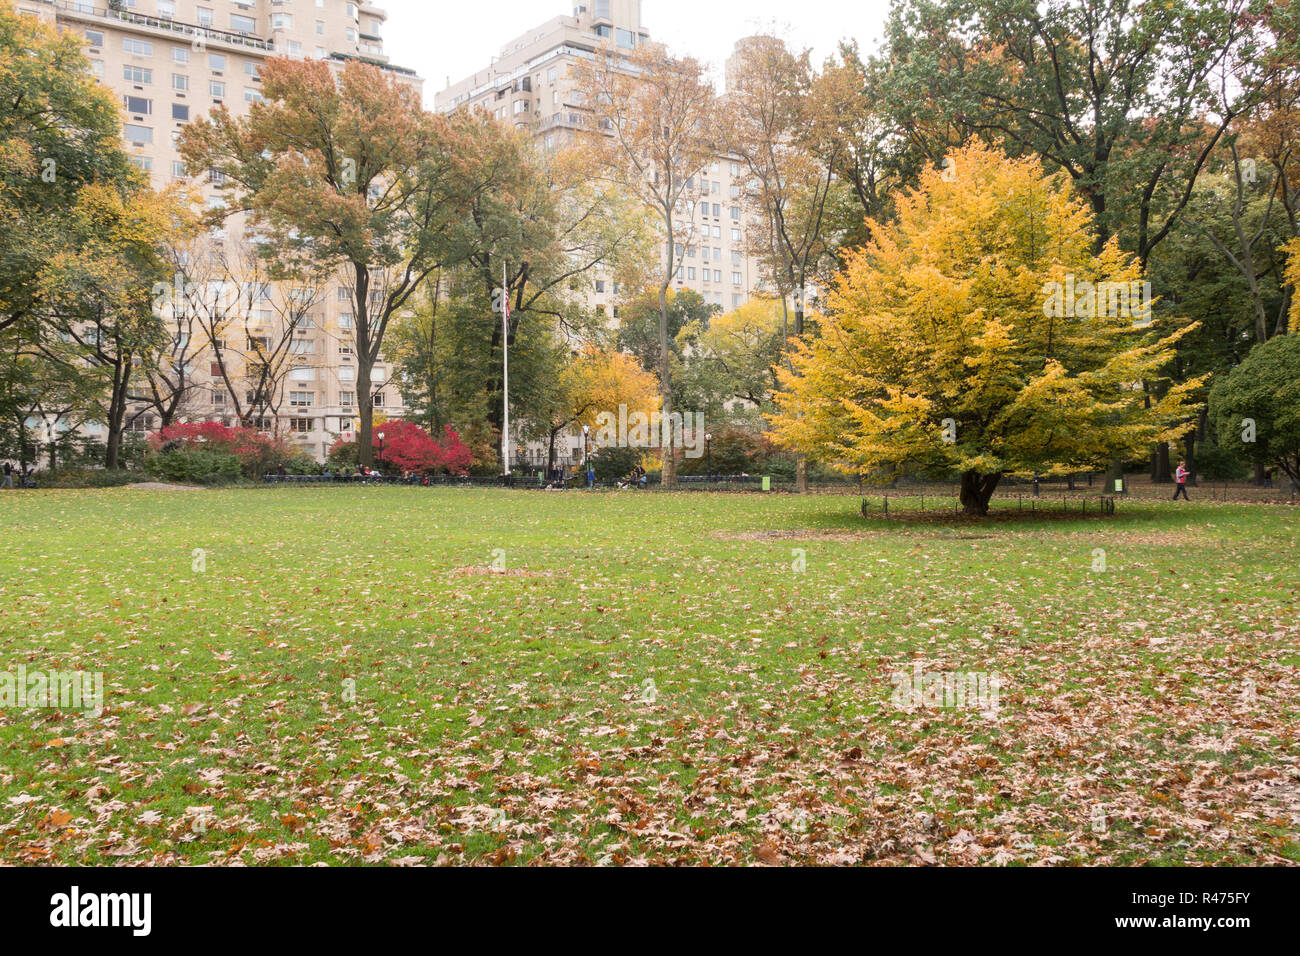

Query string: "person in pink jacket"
[[1173, 461, 1190, 500]]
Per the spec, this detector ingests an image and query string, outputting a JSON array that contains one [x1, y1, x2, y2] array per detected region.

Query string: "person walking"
[[1173, 460, 1190, 500], [2, 461, 12, 490]]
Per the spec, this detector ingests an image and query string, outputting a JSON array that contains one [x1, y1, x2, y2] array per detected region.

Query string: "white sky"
[[383, 0, 893, 105]]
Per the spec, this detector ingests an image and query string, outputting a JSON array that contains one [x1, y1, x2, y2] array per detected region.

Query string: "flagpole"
[[501, 261, 510, 477]]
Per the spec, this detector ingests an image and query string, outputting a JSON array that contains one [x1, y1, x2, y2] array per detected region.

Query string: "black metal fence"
[[860, 491, 1118, 518], [260, 470, 1300, 504]]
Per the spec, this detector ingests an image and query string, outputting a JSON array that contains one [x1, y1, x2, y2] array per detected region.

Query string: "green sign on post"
[[762, 476, 772, 492], [1114, 478, 1124, 494]]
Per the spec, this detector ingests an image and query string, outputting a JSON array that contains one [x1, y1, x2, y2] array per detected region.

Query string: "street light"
[[582, 423, 591, 488], [377, 431, 385, 475], [705, 433, 713, 483]]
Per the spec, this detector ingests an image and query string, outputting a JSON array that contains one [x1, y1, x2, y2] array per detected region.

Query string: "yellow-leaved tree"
[[537, 345, 659, 476], [768, 144, 1205, 515]]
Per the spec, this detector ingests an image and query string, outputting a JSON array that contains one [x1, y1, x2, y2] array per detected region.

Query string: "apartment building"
[[16, 0, 420, 461], [436, 1, 768, 318]]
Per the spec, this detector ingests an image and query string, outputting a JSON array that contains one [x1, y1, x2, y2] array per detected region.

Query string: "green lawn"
[[0, 486, 1296, 866]]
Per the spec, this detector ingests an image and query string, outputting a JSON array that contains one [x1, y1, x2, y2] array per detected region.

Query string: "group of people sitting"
[[619, 465, 648, 490]]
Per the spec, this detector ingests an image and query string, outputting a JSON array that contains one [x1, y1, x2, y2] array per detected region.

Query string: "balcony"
[[48, 0, 275, 53], [537, 111, 590, 133], [327, 52, 417, 78]]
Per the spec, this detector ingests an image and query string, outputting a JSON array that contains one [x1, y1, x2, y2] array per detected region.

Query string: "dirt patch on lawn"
[[124, 482, 203, 491], [451, 566, 555, 579], [716, 530, 891, 542]]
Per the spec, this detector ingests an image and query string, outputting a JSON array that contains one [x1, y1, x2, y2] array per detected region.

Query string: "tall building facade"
[[435, 2, 769, 319], [17, 0, 421, 461]]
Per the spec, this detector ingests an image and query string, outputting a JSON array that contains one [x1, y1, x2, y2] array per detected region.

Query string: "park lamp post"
[[582, 424, 591, 488], [377, 431, 385, 475], [706, 433, 713, 483]]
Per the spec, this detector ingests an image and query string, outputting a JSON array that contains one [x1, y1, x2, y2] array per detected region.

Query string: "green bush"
[[590, 445, 640, 481], [284, 451, 322, 475], [41, 468, 141, 489], [146, 448, 242, 485], [1194, 438, 1251, 481], [1210, 335, 1300, 483]]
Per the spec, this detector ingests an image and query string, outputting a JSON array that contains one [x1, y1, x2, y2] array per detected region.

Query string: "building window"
[[123, 38, 152, 56], [123, 65, 152, 84], [124, 95, 151, 115]]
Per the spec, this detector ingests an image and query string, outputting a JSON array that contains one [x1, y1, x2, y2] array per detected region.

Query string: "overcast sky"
[[383, 0, 893, 105]]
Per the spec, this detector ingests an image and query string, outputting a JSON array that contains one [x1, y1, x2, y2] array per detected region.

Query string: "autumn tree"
[[769, 145, 1204, 516], [616, 288, 716, 373], [181, 57, 482, 467], [725, 35, 854, 490], [879, 0, 1276, 267], [576, 44, 719, 487], [36, 185, 177, 468], [675, 298, 787, 419], [160, 237, 326, 429], [0, 3, 140, 338], [533, 345, 659, 475], [420, 123, 651, 470], [1, 2, 175, 467]]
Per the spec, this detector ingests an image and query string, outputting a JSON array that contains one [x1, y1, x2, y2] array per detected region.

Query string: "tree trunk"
[[1153, 442, 1171, 483], [658, 235, 676, 488], [1103, 458, 1125, 493], [355, 265, 375, 468], [546, 427, 559, 478], [104, 357, 131, 470], [1185, 407, 1208, 486], [959, 471, 1000, 517], [356, 359, 373, 469], [792, 299, 808, 493]]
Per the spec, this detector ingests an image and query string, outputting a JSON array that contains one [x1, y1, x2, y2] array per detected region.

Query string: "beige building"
[[436, 1, 769, 319], [17, 0, 420, 461]]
